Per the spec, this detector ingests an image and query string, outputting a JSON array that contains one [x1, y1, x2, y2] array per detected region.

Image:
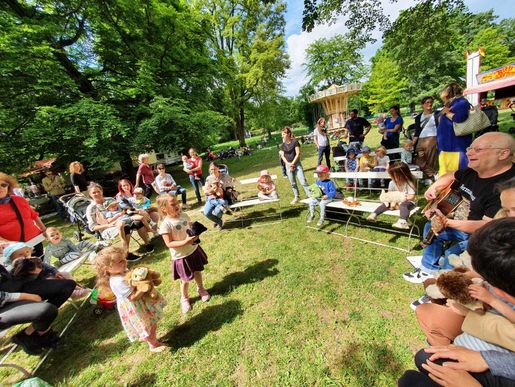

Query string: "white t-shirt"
[[419, 113, 437, 138], [313, 128, 328, 147], [155, 173, 176, 193], [158, 212, 197, 260], [375, 155, 390, 168], [109, 274, 132, 301]]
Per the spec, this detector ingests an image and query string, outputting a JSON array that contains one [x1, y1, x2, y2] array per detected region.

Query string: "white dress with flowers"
[[109, 275, 165, 342]]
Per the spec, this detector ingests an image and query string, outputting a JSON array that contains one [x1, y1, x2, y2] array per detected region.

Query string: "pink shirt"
[[187, 157, 202, 176], [137, 163, 155, 184]]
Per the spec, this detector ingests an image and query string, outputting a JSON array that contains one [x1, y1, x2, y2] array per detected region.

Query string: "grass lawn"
[[2, 111, 512, 386]]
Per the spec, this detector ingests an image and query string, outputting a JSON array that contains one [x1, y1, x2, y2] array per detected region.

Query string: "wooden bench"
[[226, 175, 282, 227], [302, 170, 423, 252]]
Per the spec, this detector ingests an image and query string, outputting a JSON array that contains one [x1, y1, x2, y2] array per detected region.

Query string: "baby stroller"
[[332, 146, 346, 172], [60, 193, 96, 242]]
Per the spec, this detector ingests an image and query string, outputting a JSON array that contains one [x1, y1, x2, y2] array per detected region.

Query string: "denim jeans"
[[286, 162, 310, 198], [317, 145, 331, 169], [309, 198, 332, 220], [421, 222, 470, 272], [203, 197, 226, 226], [170, 186, 187, 204], [50, 195, 66, 219], [189, 175, 205, 203]]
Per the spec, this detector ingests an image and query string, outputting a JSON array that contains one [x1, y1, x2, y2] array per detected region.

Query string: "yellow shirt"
[[359, 155, 376, 171]]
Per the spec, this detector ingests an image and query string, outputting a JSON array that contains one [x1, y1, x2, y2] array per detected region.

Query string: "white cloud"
[[283, 0, 416, 96]]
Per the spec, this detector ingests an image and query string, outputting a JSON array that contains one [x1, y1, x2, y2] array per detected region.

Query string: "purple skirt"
[[172, 245, 208, 281]]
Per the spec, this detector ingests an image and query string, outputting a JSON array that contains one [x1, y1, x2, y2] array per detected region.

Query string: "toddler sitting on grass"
[[44, 226, 104, 265]]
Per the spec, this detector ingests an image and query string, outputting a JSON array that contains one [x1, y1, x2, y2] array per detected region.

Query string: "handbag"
[[453, 105, 491, 137]]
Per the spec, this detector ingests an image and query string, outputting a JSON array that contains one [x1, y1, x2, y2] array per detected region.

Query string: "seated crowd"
[[0, 118, 514, 386]]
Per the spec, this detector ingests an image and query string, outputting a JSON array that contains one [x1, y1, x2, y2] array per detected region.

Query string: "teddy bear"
[[425, 267, 484, 312], [186, 221, 208, 244], [447, 250, 472, 270], [125, 267, 162, 301], [379, 190, 406, 209]]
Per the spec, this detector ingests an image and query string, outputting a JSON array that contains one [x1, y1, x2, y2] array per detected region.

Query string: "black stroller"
[[332, 145, 347, 172], [59, 193, 96, 242]]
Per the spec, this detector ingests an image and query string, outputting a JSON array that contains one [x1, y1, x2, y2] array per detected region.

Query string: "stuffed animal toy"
[[125, 267, 162, 301], [379, 190, 406, 209], [447, 250, 472, 270], [186, 221, 208, 244], [426, 267, 484, 311]]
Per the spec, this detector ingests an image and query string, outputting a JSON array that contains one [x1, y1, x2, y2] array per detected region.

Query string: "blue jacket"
[[317, 179, 337, 199], [437, 97, 473, 153]]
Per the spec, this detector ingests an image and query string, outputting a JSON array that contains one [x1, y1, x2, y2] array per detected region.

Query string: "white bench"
[[333, 147, 403, 163], [226, 175, 282, 226], [303, 170, 423, 252]]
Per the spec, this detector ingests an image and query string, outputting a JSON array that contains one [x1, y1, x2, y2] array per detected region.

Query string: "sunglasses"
[[0, 183, 9, 188], [157, 167, 164, 170]]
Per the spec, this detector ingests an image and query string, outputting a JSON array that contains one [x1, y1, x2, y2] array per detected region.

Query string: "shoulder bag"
[[453, 105, 491, 137]]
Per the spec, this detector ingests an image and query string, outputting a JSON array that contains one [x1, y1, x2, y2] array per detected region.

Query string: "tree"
[[304, 34, 367, 89], [362, 49, 407, 114], [469, 26, 514, 70], [195, 0, 289, 147], [498, 18, 515, 57]]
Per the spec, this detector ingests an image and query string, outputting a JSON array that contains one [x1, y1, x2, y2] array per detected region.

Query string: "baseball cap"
[[315, 165, 330, 174], [362, 146, 370, 152]]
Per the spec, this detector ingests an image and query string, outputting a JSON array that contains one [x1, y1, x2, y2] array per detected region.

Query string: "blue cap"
[[3, 242, 31, 261], [362, 146, 370, 152]]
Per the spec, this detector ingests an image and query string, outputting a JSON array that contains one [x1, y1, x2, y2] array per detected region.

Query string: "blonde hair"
[[156, 193, 179, 219], [375, 146, 387, 156], [138, 153, 149, 164], [95, 246, 126, 295], [69, 161, 84, 174], [402, 139, 413, 148], [46, 227, 60, 235], [0, 173, 19, 195]]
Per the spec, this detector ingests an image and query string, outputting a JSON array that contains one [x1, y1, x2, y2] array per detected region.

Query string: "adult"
[[399, 218, 515, 386], [203, 163, 236, 229], [279, 126, 310, 205], [403, 132, 515, 283], [85, 182, 154, 262], [41, 170, 66, 219], [183, 148, 205, 204], [478, 97, 499, 136], [381, 104, 403, 149], [0, 263, 76, 355], [155, 164, 189, 209], [313, 117, 331, 169], [413, 96, 439, 183], [69, 161, 88, 195], [135, 153, 156, 199], [437, 82, 473, 176], [0, 173, 47, 257], [115, 179, 159, 223], [344, 109, 372, 145]]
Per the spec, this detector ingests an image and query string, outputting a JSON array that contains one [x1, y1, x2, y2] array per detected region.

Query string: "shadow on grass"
[[127, 372, 157, 387], [209, 259, 279, 296], [333, 341, 404, 385], [161, 300, 242, 350]]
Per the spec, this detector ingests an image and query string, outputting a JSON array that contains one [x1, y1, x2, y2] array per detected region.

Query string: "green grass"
[[1, 111, 512, 386]]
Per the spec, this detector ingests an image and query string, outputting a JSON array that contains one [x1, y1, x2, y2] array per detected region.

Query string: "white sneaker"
[[316, 218, 324, 227], [290, 197, 299, 205], [410, 295, 432, 311], [307, 214, 314, 223], [366, 213, 377, 221], [403, 268, 434, 284], [392, 219, 410, 230]]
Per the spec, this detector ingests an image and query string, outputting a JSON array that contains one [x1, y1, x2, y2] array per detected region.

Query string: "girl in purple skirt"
[[157, 194, 210, 314]]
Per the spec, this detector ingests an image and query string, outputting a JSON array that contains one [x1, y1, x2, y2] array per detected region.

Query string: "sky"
[[283, 0, 515, 96]]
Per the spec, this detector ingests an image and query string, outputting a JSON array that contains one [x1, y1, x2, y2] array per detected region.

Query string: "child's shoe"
[[182, 203, 191, 210], [180, 297, 192, 314], [198, 288, 211, 302], [307, 214, 314, 223], [316, 218, 324, 227], [392, 219, 410, 230], [366, 213, 377, 222]]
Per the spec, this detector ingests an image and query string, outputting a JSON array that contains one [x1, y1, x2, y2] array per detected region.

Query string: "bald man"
[[404, 132, 515, 283]]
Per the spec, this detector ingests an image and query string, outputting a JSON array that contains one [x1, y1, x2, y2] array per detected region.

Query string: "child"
[[130, 187, 159, 230], [104, 199, 155, 235], [4, 242, 90, 298], [373, 146, 390, 187], [344, 148, 359, 188], [157, 194, 210, 314], [359, 146, 376, 187], [44, 226, 101, 265], [367, 162, 416, 229], [308, 165, 337, 227], [257, 170, 278, 200], [182, 155, 200, 181], [205, 180, 231, 216], [95, 246, 166, 352], [400, 140, 419, 170]]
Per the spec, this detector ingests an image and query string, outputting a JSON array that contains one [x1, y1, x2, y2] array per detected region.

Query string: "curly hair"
[[69, 161, 84, 174], [95, 246, 127, 296], [0, 172, 19, 195]]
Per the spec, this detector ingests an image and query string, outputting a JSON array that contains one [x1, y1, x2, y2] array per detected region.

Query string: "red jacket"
[[0, 196, 42, 242]]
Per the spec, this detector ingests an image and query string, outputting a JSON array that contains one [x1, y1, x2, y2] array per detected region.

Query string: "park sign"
[[477, 63, 515, 85]]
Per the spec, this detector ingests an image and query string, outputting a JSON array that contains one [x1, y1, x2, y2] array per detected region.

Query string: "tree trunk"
[[119, 149, 135, 178], [235, 104, 247, 147]]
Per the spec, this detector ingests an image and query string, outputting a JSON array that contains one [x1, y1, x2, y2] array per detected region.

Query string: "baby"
[[4, 243, 90, 299], [400, 140, 419, 170], [257, 170, 278, 200], [182, 155, 200, 181], [205, 180, 231, 214], [44, 226, 103, 265], [104, 199, 154, 234]]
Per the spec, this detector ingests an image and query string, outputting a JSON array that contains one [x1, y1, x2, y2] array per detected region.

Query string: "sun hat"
[[260, 169, 269, 176], [3, 242, 31, 260], [104, 198, 118, 209], [315, 165, 330, 174]]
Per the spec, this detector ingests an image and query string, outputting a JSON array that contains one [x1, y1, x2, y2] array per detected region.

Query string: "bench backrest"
[[327, 170, 423, 180]]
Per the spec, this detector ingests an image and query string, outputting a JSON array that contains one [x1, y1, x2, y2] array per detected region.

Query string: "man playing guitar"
[[404, 132, 515, 284]]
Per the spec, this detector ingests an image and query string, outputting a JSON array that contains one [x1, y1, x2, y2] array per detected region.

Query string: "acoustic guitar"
[[420, 180, 464, 248]]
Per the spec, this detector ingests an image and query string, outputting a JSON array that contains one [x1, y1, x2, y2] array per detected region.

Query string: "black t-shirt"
[[70, 173, 88, 192], [344, 117, 371, 138], [453, 164, 515, 220], [281, 139, 300, 163]]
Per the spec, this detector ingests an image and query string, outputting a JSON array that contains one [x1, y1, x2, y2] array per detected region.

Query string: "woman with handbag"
[[0, 173, 47, 258], [437, 83, 474, 176]]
